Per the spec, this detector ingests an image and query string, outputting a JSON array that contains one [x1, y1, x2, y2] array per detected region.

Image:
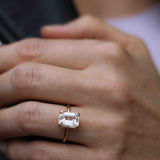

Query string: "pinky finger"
[[6, 140, 94, 160]]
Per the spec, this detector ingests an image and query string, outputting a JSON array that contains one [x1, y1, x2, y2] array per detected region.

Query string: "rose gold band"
[[63, 127, 69, 143]]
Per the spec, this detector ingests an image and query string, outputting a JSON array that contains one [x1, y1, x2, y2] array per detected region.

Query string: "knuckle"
[[105, 42, 127, 58], [81, 15, 97, 23], [95, 42, 128, 61], [79, 15, 99, 38], [130, 35, 144, 44], [16, 38, 44, 60], [103, 111, 129, 130], [11, 62, 41, 89], [109, 78, 129, 95], [99, 77, 130, 104], [109, 80, 130, 103], [17, 102, 41, 133], [125, 35, 147, 52]]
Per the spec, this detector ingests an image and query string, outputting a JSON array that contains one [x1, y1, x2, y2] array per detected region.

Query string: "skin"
[[0, 16, 160, 160], [0, 1, 160, 160], [73, 0, 158, 18]]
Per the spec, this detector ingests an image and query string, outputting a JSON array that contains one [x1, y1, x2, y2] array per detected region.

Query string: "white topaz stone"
[[58, 111, 80, 128]]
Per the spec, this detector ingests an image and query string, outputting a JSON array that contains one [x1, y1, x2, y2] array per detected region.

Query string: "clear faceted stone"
[[58, 111, 80, 128]]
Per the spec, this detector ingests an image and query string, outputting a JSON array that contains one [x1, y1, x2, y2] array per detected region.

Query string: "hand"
[[0, 16, 160, 160], [41, 15, 160, 82]]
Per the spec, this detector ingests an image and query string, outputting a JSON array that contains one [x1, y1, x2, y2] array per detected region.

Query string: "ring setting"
[[58, 104, 80, 143]]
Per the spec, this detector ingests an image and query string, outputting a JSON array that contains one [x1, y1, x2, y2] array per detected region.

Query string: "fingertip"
[[40, 25, 54, 37], [40, 27, 49, 38], [41, 24, 65, 32], [40, 25, 67, 38]]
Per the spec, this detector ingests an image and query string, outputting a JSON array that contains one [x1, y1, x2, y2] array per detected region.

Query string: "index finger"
[[0, 38, 99, 73]]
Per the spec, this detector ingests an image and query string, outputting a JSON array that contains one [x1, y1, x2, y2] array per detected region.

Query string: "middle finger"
[[0, 101, 126, 147], [0, 62, 89, 107]]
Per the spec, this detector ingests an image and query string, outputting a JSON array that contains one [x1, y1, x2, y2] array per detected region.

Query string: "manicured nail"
[[0, 141, 8, 155]]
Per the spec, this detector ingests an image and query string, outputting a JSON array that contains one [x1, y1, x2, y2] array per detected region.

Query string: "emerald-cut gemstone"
[[58, 111, 80, 128]]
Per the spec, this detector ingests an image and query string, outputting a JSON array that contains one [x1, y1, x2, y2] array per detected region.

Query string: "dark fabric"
[[0, 0, 77, 159], [0, 152, 7, 160], [0, 0, 78, 43]]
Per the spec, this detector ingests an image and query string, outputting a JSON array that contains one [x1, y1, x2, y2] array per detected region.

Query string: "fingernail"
[[0, 141, 8, 155]]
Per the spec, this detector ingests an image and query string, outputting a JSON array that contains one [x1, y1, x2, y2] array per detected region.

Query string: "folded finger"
[[41, 16, 153, 64], [41, 15, 129, 44], [6, 140, 94, 160], [0, 101, 126, 148], [0, 62, 89, 107], [0, 38, 98, 73], [0, 101, 89, 144]]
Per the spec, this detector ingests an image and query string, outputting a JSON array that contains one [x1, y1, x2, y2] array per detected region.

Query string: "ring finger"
[[0, 101, 125, 148], [0, 101, 94, 145]]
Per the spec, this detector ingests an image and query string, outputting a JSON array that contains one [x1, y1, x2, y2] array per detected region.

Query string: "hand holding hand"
[[0, 16, 160, 160]]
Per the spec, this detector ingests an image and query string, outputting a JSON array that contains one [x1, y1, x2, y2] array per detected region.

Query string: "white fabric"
[[105, 4, 160, 73]]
